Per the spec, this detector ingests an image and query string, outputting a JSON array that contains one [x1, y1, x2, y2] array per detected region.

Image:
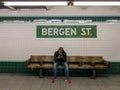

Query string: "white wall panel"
[[0, 6, 120, 16], [0, 23, 120, 61]]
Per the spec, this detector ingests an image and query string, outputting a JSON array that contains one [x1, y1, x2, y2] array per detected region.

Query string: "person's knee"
[[64, 63, 68, 69], [54, 62, 58, 68], [64, 63, 68, 67]]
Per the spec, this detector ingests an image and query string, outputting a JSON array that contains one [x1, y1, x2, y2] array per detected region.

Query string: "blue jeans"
[[53, 62, 69, 79]]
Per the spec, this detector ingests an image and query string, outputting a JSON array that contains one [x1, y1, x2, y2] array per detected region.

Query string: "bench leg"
[[91, 69, 96, 79], [39, 69, 44, 78]]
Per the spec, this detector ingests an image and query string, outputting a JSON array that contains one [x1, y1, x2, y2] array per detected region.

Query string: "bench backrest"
[[30, 55, 103, 63], [30, 55, 54, 63]]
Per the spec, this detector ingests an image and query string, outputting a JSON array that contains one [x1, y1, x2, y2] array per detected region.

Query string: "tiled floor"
[[0, 73, 120, 90]]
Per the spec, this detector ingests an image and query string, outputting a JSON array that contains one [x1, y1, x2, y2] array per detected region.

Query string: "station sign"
[[36, 25, 97, 38]]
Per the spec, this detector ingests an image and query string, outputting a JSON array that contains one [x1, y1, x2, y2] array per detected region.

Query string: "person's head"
[[58, 47, 64, 54]]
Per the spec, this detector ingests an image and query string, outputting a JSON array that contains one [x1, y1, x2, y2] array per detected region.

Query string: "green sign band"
[[36, 25, 97, 38]]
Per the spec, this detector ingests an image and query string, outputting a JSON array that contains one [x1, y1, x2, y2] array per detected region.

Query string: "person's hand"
[[58, 55, 63, 59], [58, 50, 63, 59], [58, 51, 62, 55]]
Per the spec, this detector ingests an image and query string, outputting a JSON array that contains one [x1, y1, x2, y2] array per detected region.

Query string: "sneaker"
[[65, 79, 71, 84], [52, 78, 57, 83]]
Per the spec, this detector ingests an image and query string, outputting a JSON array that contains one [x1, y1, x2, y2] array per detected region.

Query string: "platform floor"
[[0, 74, 120, 90]]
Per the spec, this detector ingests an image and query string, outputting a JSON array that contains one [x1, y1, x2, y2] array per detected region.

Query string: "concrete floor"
[[0, 73, 120, 90]]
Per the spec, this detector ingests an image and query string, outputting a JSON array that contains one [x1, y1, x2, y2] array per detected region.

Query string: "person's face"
[[58, 50, 63, 55]]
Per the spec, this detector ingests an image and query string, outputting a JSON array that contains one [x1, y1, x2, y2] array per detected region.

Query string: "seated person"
[[52, 47, 71, 84]]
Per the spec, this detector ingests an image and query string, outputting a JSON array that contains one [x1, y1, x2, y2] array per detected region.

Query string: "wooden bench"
[[26, 55, 110, 78]]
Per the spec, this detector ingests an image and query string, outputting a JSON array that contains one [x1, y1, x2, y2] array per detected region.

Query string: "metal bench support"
[[39, 69, 44, 78], [91, 69, 96, 79]]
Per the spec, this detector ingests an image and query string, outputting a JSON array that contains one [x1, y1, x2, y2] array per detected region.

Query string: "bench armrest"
[[103, 60, 110, 67], [25, 58, 31, 65]]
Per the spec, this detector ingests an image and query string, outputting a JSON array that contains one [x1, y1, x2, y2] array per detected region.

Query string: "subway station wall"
[[0, 6, 120, 16], [0, 23, 120, 61]]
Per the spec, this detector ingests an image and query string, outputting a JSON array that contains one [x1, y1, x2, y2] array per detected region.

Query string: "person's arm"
[[62, 52, 67, 61], [54, 51, 58, 62]]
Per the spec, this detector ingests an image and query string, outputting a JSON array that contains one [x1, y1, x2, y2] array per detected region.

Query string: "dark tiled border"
[[0, 16, 120, 22], [0, 61, 120, 76]]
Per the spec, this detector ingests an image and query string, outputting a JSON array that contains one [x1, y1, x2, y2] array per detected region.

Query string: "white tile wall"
[[0, 6, 120, 16], [0, 23, 120, 61], [0, 6, 120, 61]]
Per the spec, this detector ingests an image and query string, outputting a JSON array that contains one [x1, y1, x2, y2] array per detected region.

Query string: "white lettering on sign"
[[42, 28, 47, 35], [42, 28, 76, 36], [81, 28, 92, 36], [54, 28, 59, 35]]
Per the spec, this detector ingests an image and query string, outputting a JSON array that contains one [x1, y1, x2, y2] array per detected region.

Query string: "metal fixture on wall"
[[68, 1, 73, 6], [0, 0, 120, 10]]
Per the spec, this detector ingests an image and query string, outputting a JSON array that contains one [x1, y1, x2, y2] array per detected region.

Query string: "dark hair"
[[58, 47, 64, 52]]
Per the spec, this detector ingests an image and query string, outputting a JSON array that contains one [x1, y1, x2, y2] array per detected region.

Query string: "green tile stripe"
[[0, 61, 120, 75], [0, 61, 38, 74], [0, 16, 120, 22]]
